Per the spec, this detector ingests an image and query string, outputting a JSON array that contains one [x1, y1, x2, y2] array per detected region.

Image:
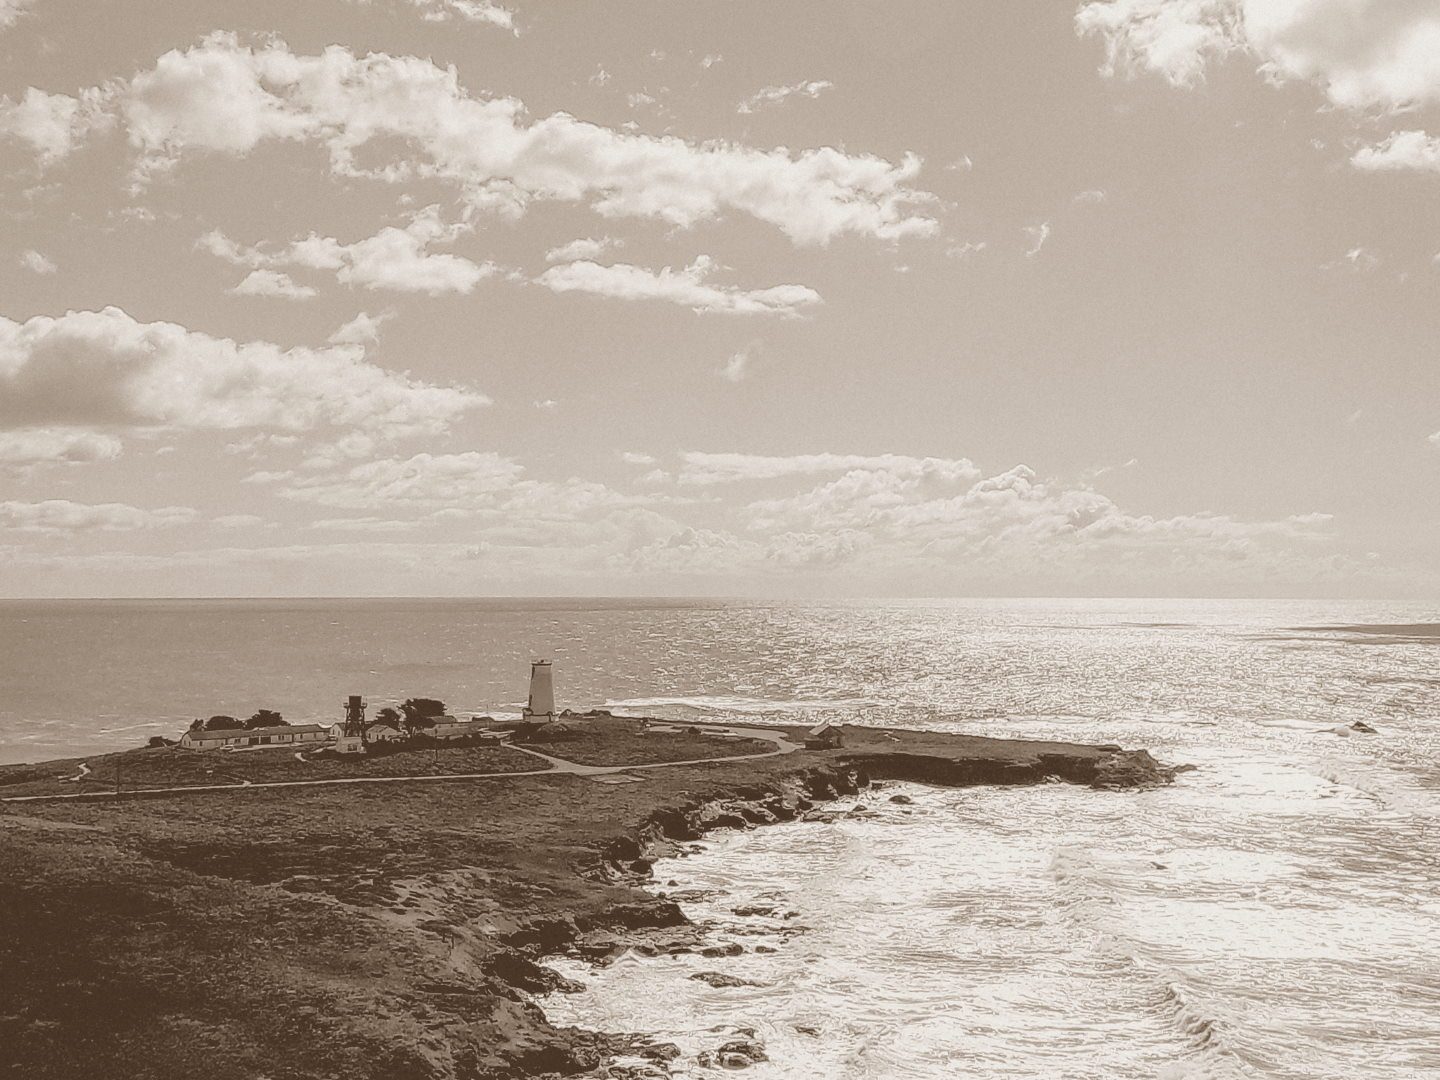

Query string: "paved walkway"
[[0, 722, 804, 805]]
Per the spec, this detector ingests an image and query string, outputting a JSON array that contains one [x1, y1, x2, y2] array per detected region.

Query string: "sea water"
[[2, 597, 1437, 1076]]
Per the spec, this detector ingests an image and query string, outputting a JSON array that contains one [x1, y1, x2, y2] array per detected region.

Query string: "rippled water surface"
[[2, 597, 1438, 1076]]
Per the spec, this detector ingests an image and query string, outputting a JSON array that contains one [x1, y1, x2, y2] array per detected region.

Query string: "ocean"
[[2, 597, 1438, 1077]]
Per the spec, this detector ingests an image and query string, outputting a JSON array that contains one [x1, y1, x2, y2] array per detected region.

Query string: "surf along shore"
[[0, 716, 1175, 1080]]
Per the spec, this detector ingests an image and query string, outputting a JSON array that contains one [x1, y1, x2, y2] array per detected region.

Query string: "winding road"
[[1, 723, 804, 805]]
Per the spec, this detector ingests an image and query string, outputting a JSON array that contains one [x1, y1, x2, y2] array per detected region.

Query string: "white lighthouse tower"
[[522, 660, 556, 725]]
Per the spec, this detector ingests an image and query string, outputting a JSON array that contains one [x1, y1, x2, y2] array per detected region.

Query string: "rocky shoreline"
[[0, 723, 1175, 1080]]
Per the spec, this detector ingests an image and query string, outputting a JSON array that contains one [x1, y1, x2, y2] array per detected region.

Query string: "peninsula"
[[0, 715, 1174, 1080]]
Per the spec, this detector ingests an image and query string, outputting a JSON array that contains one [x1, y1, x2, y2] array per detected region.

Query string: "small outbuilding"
[[804, 721, 843, 750]]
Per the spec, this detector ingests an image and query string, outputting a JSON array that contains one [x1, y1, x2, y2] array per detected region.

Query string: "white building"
[[522, 660, 556, 725], [180, 724, 329, 750]]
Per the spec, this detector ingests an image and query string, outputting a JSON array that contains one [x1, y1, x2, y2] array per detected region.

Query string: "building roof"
[[189, 724, 327, 739], [807, 721, 839, 736]]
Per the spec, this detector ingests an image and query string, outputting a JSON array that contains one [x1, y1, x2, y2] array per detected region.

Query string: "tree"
[[400, 698, 446, 734], [246, 709, 286, 729], [204, 715, 239, 730], [374, 707, 401, 728]]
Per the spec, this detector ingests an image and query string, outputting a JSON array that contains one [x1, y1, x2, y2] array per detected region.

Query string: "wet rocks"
[[697, 1039, 768, 1069], [888, 793, 914, 805], [1089, 749, 1174, 789], [689, 971, 768, 988], [730, 904, 777, 917], [700, 942, 744, 958], [1350, 720, 1378, 734]]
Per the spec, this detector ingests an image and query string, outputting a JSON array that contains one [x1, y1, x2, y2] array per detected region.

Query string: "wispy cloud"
[[536, 256, 821, 317], [738, 79, 834, 114]]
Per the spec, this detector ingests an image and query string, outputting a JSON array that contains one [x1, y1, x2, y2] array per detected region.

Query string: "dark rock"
[[698, 1039, 768, 1068], [1090, 749, 1173, 789], [689, 971, 767, 988], [888, 794, 914, 805], [1350, 721, 1378, 734], [700, 942, 744, 958], [731, 905, 777, 917]]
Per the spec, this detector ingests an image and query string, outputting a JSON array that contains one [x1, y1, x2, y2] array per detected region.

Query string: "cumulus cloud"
[[0, 85, 112, 164], [1352, 130, 1440, 172], [545, 236, 621, 263], [738, 79, 834, 114], [18, 249, 56, 274], [1077, 1, 1440, 170], [2, 34, 935, 246], [0, 427, 122, 467], [536, 256, 821, 316], [595, 453, 1347, 588], [0, 307, 486, 442], [327, 310, 394, 345], [229, 269, 316, 300], [200, 206, 495, 296], [1078, 0, 1440, 107], [0, 499, 196, 533]]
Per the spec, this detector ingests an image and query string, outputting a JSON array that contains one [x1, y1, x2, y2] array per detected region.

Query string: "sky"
[[0, 0, 1438, 599]]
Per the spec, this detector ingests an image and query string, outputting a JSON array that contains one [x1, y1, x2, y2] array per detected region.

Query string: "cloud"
[[1352, 130, 1440, 173], [0, 499, 196, 533], [348, 0, 516, 31], [675, 452, 980, 486], [620, 451, 657, 466], [200, 206, 495, 296], [0, 85, 112, 164], [255, 451, 524, 510], [0, 307, 486, 442], [536, 256, 821, 316], [946, 240, 987, 259], [738, 80, 834, 114], [0, 0, 36, 31], [719, 341, 762, 382], [1076, 1, 1440, 119], [0, 427, 122, 467], [327, 310, 394, 345], [18, 249, 56, 274], [213, 513, 266, 529], [1024, 222, 1051, 256], [1321, 246, 1379, 273], [229, 269, 316, 300], [545, 236, 621, 263], [4, 34, 936, 246]]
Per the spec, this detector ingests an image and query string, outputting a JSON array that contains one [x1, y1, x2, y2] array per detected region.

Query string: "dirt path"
[[0, 723, 804, 805]]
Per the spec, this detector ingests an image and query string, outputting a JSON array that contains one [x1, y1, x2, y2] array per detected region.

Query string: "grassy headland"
[[0, 718, 1172, 1079]]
